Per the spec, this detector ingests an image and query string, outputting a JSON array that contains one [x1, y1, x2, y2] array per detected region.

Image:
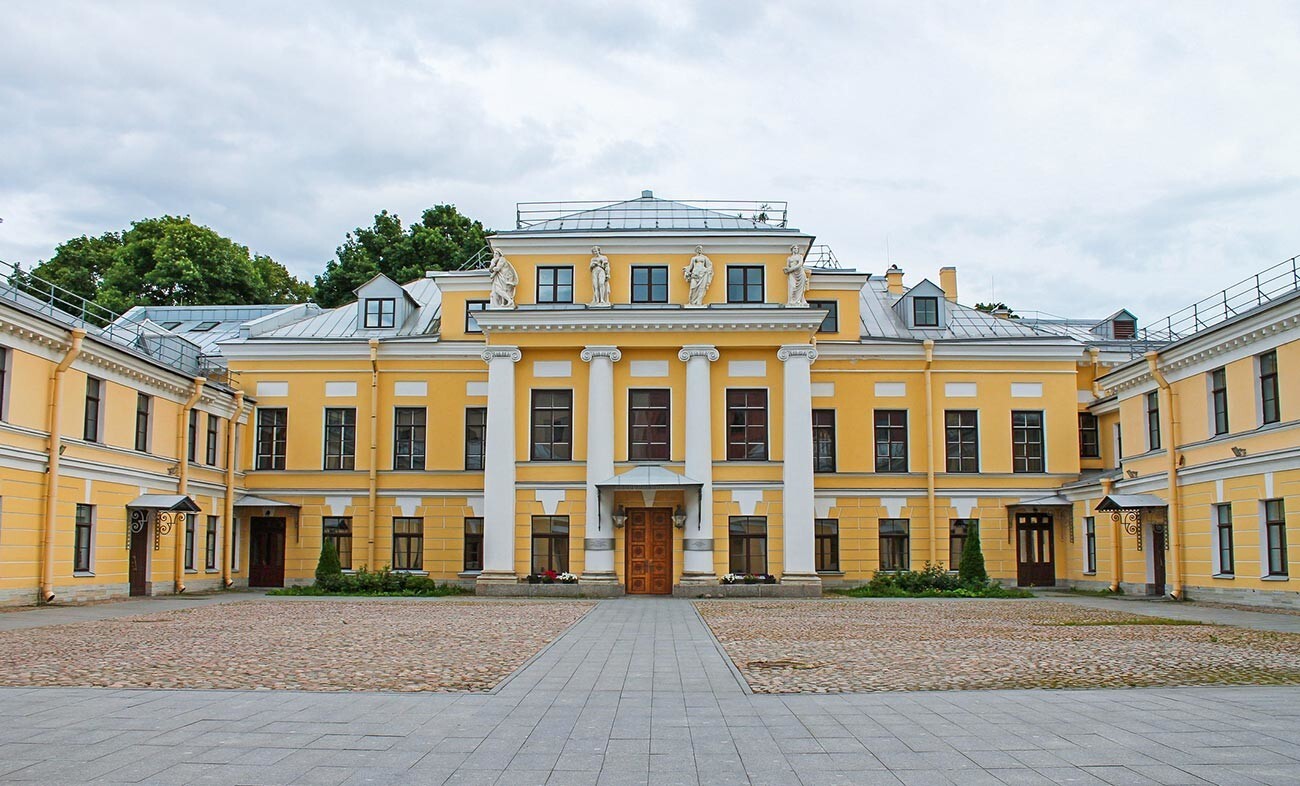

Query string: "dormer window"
[[190, 321, 219, 333], [913, 297, 939, 327], [1112, 317, 1136, 339], [364, 298, 396, 328]]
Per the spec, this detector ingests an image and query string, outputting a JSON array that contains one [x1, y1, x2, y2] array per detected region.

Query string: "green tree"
[[315, 540, 343, 591], [958, 521, 989, 586], [313, 205, 490, 307], [27, 216, 311, 313]]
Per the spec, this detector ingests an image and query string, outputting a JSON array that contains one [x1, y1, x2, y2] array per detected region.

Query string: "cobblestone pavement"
[[697, 599, 1300, 694], [0, 599, 592, 692]]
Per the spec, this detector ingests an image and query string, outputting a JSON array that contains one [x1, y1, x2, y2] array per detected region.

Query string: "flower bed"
[[525, 570, 579, 584], [721, 573, 778, 585]]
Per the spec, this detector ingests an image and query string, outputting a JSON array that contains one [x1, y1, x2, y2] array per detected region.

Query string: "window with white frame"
[[1084, 516, 1097, 574], [1264, 499, 1288, 577], [1214, 504, 1233, 576], [73, 504, 94, 573]]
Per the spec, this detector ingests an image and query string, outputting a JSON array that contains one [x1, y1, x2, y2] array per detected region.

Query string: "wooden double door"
[[625, 508, 673, 595], [1016, 513, 1056, 587], [249, 517, 286, 588]]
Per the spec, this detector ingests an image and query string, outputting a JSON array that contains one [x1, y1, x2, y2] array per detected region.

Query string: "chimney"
[[885, 265, 904, 295], [939, 266, 958, 303]]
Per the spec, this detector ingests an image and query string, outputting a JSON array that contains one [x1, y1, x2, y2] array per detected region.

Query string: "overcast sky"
[[3, 1, 1299, 319]]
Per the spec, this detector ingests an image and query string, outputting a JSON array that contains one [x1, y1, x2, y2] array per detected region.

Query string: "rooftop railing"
[[805, 245, 842, 269], [515, 198, 789, 230]]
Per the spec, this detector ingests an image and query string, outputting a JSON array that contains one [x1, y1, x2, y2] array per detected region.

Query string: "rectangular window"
[[628, 389, 670, 461], [1078, 412, 1100, 458], [531, 516, 569, 574], [231, 520, 239, 571], [879, 519, 910, 571], [1012, 410, 1045, 473], [184, 517, 195, 570], [364, 298, 396, 328], [323, 516, 353, 570], [630, 266, 669, 304], [255, 408, 287, 470], [815, 519, 839, 573], [912, 296, 939, 327], [1215, 504, 1233, 576], [464, 517, 484, 572], [323, 408, 357, 470], [393, 407, 427, 470], [73, 504, 93, 573], [812, 409, 836, 472], [874, 410, 908, 472], [944, 410, 979, 473], [1084, 517, 1097, 573], [950, 519, 976, 568], [83, 377, 102, 442], [809, 300, 839, 333], [1146, 391, 1161, 451], [726, 265, 764, 304], [536, 266, 574, 304], [530, 390, 573, 461], [206, 413, 219, 466], [205, 515, 218, 570], [1210, 368, 1229, 436], [726, 389, 768, 460], [0, 346, 7, 420], [465, 407, 487, 470], [134, 393, 151, 452], [465, 299, 488, 333], [728, 517, 768, 575], [187, 409, 198, 462], [1260, 350, 1280, 425], [392, 517, 424, 571], [1265, 499, 1288, 577]]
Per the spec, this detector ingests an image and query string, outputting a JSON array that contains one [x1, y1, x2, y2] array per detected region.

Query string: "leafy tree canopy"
[[312, 205, 490, 308], [26, 216, 312, 314]]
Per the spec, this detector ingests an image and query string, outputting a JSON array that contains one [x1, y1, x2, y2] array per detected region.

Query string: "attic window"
[[913, 297, 939, 327], [159, 321, 182, 331], [190, 321, 220, 333], [1112, 317, 1136, 339], [364, 298, 396, 328]]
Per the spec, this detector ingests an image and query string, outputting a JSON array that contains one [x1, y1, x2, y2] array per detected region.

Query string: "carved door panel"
[[626, 509, 673, 595]]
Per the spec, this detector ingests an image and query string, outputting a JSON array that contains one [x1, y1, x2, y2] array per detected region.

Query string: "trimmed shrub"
[[315, 540, 344, 591], [958, 522, 989, 587]]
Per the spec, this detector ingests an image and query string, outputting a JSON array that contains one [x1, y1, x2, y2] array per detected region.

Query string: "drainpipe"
[[222, 390, 245, 588], [1145, 351, 1184, 599], [923, 340, 937, 565], [39, 328, 85, 604], [1102, 476, 1122, 592], [174, 377, 206, 593], [367, 339, 379, 570], [1088, 347, 1104, 398]]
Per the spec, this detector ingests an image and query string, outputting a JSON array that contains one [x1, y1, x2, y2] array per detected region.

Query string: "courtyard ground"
[[696, 598, 1300, 694], [0, 598, 592, 692]]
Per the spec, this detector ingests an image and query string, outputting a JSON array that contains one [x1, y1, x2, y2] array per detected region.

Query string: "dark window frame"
[[393, 407, 427, 471], [323, 516, 353, 570], [536, 266, 574, 304], [531, 516, 570, 574], [184, 516, 195, 571], [363, 298, 396, 329], [255, 407, 288, 470], [1084, 516, 1097, 573], [1210, 367, 1229, 436], [879, 518, 910, 571], [187, 409, 198, 462], [134, 393, 151, 453], [464, 517, 484, 572], [73, 504, 93, 573], [205, 515, 218, 570], [465, 407, 487, 470], [83, 376, 102, 442], [1012, 410, 1045, 473], [808, 300, 839, 333], [1260, 350, 1280, 425], [944, 410, 979, 473], [465, 299, 488, 334], [1078, 412, 1100, 459], [628, 389, 671, 461], [323, 407, 357, 471], [1215, 504, 1233, 576], [913, 296, 939, 327], [1265, 499, 1288, 577], [206, 413, 219, 466], [949, 519, 976, 569], [530, 390, 573, 461], [812, 409, 836, 473], [630, 265, 669, 304], [726, 265, 765, 304], [1146, 390, 1161, 451], [726, 389, 769, 461], [392, 517, 424, 571], [0, 346, 8, 421], [815, 518, 839, 573], [728, 516, 768, 575], [874, 409, 909, 473]]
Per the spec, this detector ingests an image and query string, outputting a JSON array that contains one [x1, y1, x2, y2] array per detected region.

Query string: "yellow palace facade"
[[0, 193, 1296, 606]]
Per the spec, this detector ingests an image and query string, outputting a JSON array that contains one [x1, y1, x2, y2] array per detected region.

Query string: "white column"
[[778, 344, 820, 584], [581, 346, 621, 583], [679, 345, 719, 584], [478, 346, 522, 584]]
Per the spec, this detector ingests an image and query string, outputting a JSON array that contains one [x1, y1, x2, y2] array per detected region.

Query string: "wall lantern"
[[612, 506, 628, 529], [672, 506, 687, 529]]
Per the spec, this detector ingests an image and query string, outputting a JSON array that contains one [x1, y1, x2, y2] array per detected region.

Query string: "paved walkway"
[[0, 592, 265, 632], [0, 598, 1299, 785], [1037, 592, 1300, 633]]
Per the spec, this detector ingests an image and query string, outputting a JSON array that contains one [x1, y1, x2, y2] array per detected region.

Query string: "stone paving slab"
[[697, 598, 1300, 693]]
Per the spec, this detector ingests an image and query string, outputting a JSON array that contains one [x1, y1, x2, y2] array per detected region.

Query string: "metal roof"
[[256, 278, 442, 339], [596, 465, 702, 489], [504, 193, 798, 233], [1096, 494, 1167, 510], [127, 494, 201, 511], [857, 279, 1053, 340], [117, 305, 292, 356]]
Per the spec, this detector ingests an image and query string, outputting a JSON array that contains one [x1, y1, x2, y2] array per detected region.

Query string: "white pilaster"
[[581, 346, 621, 583], [679, 345, 719, 583], [778, 344, 820, 584], [478, 346, 522, 585]]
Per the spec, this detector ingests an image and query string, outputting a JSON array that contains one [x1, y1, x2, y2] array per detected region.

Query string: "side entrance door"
[[1149, 524, 1167, 596], [1016, 513, 1056, 587], [128, 511, 150, 596], [625, 508, 673, 595], [249, 517, 286, 588]]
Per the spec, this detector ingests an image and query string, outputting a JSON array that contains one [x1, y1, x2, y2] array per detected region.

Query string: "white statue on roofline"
[[489, 250, 518, 309]]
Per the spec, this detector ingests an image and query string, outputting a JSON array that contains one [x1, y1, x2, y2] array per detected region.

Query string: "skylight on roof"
[[190, 321, 220, 332], [159, 321, 182, 330]]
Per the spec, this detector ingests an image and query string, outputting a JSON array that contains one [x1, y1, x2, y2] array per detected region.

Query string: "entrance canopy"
[[127, 494, 201, 512], [234, 495, 299, 508], [1015, 495, 1072, 507], [595, 465, 702, 490], [1096, 494, 1166, 510]]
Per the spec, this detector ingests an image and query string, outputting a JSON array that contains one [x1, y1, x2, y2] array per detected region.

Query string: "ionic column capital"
[[580, 345, 622, 363], [678, 345, 719, 363], [777, 344, 818, 363], [481, 346, 522, 363]]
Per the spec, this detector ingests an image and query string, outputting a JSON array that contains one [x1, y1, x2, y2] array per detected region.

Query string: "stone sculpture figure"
[[784, 244, 808, 307], [589, 246, 610, 307], [488, 249, 518, 309], [683, 245, 713, 307]]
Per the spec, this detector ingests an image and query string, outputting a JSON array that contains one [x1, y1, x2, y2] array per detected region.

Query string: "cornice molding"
[[473, 307, 824, 334]]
